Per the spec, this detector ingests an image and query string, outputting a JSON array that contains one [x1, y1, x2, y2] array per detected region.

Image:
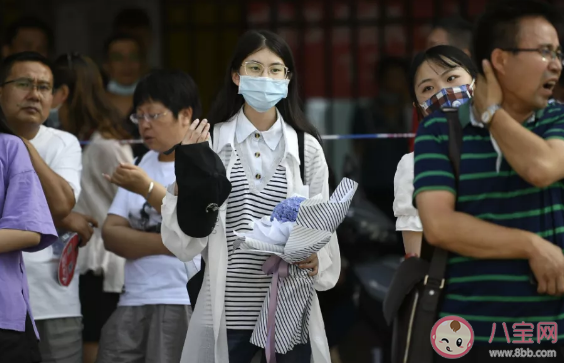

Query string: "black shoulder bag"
[[187, 129, 307, 307], [383, 108, 463, 363]]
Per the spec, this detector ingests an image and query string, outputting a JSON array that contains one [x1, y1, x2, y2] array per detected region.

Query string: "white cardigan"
[[393, 152, 422, 232], [161, 114, 340, 363]]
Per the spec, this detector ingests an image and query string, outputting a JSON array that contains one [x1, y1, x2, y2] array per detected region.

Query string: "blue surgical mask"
[[107, 79, 138, 96], [238, 75, 289, 113]]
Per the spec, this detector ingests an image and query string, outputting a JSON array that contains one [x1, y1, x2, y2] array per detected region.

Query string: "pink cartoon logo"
[[431, 316, 474, 359]]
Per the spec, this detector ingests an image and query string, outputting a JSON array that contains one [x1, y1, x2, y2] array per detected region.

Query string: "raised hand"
[[103, 163, 152, 197], [181, 119, 210, 145], [474, 59, 503, 117]]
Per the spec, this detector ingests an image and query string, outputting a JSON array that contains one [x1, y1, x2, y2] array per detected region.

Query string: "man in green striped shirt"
[[414, 0, 564, 360]]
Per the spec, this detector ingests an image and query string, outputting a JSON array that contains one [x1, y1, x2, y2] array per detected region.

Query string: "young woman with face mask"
[[394, 45, 477, 257], [160, 30, 339, 363]]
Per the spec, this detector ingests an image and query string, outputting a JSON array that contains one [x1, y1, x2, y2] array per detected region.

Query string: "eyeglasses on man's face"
[[130, 111, 169, 124], [1, 78, 53, 95], [502, 46, 564, 67], [241, 61, 290, 80]]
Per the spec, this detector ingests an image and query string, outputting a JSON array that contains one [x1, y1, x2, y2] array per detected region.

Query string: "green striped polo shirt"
[[413, 101, 564, 345]]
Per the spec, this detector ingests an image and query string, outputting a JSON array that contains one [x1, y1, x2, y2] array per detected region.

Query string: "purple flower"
[[270, 196, 306, 223]]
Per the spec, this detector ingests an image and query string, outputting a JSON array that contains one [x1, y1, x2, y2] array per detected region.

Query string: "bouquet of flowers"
[[234, 178, 358, 362]]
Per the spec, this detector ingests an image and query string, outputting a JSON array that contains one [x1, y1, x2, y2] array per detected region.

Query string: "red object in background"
[[304, 27, 325, 97], [58, 233, 80, 287], [443, 0, 461, 16], [358, 26, 379, 97], [385, 24, 406, 56], [412, 23, 432, 53], [468, 0, 489, 17], [413, 0, 433, 19], [332, 27, 352, 98], [410, 108, 419, 152]]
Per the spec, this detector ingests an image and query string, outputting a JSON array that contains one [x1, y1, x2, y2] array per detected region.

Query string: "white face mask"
[[238, 76, 289, 113], [107, 79, 138, 96]]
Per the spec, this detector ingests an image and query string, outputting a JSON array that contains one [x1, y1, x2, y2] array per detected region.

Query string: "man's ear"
[[232, 72, 240, 87], [179, 107, 194, 127], [490, 49, 507, 76]]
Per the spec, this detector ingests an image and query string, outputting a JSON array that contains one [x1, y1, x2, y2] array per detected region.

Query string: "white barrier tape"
[[78, 133, 417, 145]]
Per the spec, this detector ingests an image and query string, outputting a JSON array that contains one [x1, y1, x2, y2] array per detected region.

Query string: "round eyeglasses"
[[241, 61, 290, 79]]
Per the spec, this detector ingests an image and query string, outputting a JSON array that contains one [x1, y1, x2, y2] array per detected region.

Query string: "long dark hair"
[[409, 45, 477, 119], [53, 53, 130, 140], [207, 30, 320, 141]]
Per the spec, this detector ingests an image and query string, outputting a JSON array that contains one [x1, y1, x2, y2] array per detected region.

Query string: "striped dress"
[[224, 150, 288, 329]]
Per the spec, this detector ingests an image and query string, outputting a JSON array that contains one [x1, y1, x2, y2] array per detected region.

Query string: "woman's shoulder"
[[0, 132, 23, 146], [398, 152, 414, 167], [0, 133, 34, 175], [84, 134, 133, 159], [394, 152, 414, 192], [0, 133, 27, 158], [303, 132, 322, 149], [396, 152, 414, 176]]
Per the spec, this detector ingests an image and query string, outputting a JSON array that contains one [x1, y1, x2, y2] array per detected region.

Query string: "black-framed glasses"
[[502, 47, 564, 65], [1, 78, 53, 95]]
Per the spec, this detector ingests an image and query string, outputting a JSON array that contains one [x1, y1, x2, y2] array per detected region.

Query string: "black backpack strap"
[[423, 109, 462, 291], [446, 109, 463, 185], [413, 108, 463, 361], [297, 130, 305, 183]]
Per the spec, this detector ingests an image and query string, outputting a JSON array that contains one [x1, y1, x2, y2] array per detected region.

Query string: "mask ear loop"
[[467, 79, 476, 97]]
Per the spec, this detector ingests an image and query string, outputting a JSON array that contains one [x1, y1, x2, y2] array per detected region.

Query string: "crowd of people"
[[3, 0, 564, 363], [0, 7, 334, 363]]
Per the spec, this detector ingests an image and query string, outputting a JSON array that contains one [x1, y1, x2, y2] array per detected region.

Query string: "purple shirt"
[[0, 133, 57, 338]]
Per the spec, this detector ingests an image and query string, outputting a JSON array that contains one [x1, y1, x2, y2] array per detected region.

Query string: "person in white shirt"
[[51, 52, 135, 363], [97, 70, 202, 363], [160, 29, 340, 363], [0, 51, 86, 363], [393, 45, 477, 256]]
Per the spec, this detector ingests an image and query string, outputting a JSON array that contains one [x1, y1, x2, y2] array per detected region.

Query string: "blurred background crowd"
[[4, 1, 564, 363]]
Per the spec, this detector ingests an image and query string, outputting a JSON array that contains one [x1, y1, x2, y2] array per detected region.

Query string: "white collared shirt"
[[235, 107, 284, 187], [469, 106, 536, 173], [161, 113, 339, 363]]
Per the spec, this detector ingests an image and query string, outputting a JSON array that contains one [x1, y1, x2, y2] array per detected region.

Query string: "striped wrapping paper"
[[234, 178, 358, 356]]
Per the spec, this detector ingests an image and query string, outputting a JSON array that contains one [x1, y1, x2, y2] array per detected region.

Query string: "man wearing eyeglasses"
[[414, 1, 564, 360], [0, 51, 86, 363]]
